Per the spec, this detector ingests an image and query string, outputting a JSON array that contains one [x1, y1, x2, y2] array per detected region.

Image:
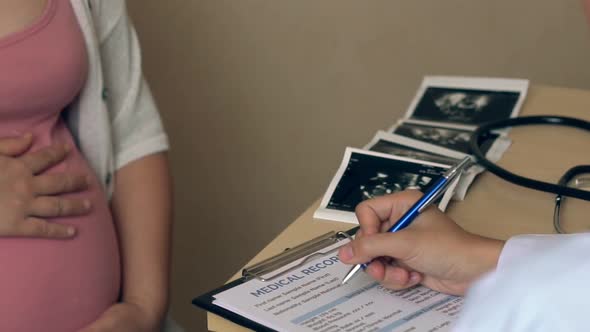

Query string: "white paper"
[[214, 246, 463, 332]]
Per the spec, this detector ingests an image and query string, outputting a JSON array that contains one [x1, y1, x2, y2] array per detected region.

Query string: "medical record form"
[[213, 243, 464, 332]]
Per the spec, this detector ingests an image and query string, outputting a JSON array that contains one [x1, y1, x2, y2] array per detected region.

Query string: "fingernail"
[[84, 200, 92, 209], [339, 245, 354, 261], [410, 272, 420, 283], [67, 227, 76, 236]]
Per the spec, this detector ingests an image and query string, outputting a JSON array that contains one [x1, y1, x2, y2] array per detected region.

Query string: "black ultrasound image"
[[411, 87, 520, 126], [327, 153, 445, 212], [393, 123, 498, 154], [369, 140, 458, 166]]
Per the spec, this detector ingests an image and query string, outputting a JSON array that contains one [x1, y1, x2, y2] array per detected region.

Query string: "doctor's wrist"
[[465, 235, 505, 282]]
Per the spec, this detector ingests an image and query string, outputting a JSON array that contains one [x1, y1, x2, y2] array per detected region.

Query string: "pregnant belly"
[[0, 177, 121, 331]]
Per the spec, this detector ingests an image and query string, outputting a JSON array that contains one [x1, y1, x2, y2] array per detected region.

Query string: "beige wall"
[[126, 1, 590, 331]]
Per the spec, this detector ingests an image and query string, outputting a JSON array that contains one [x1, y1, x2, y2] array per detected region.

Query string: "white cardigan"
[[68, 0, 169, 198], [69, 2, 182, 331]]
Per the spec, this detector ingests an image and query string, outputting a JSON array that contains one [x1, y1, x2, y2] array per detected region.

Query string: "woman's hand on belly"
[[0, 134, 92, 238]]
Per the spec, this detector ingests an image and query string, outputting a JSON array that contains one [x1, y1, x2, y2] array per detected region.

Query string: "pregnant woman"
[[0, 1, 172, 331]]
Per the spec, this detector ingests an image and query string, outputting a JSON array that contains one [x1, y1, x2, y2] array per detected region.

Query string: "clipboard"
[[192, 226, 359, 332]]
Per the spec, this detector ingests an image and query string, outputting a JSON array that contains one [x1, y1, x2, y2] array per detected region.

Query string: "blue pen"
[[341, 156, 473, 284]]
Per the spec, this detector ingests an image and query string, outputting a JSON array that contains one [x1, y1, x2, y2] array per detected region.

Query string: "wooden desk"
[[207, 85, 590, 331]]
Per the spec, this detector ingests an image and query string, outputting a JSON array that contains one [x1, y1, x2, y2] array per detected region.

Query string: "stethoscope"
[[469, 115, 590, 233]]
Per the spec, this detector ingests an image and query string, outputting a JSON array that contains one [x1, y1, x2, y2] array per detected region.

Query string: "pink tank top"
[[0, 1, 120, 331]]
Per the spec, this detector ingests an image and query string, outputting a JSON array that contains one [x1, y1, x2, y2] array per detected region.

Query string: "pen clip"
[[418, 171, 462, 213]]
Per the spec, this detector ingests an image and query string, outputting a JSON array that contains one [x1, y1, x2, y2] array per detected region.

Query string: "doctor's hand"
[[338, 190, 504, 296], [0, 134, 91, 239]]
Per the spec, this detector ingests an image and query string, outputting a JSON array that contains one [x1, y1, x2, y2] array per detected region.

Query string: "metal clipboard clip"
[[242, 230, 354, 282]]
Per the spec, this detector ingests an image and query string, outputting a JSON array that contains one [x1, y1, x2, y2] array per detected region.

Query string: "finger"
[[28, 196, 91, 218], [17, 217, 76, 238], [355, 229, 364, 238], [367, 262, 422, 290], [355, 199, 389, 236], [380, 255, 396, 265], [0, 134, 33, 156], [367, 262, 409, 288], [32, 173, 90, 195], [355, 190, 423, 236], [19, 144, 69, 174], [338, 232, 416, 264]]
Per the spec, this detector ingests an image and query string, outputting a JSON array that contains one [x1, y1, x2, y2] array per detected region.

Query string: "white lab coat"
[[452, 233, 590, 332]]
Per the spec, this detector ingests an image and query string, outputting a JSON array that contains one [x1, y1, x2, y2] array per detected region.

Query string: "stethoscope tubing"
[[469, 115, 590, 202]]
